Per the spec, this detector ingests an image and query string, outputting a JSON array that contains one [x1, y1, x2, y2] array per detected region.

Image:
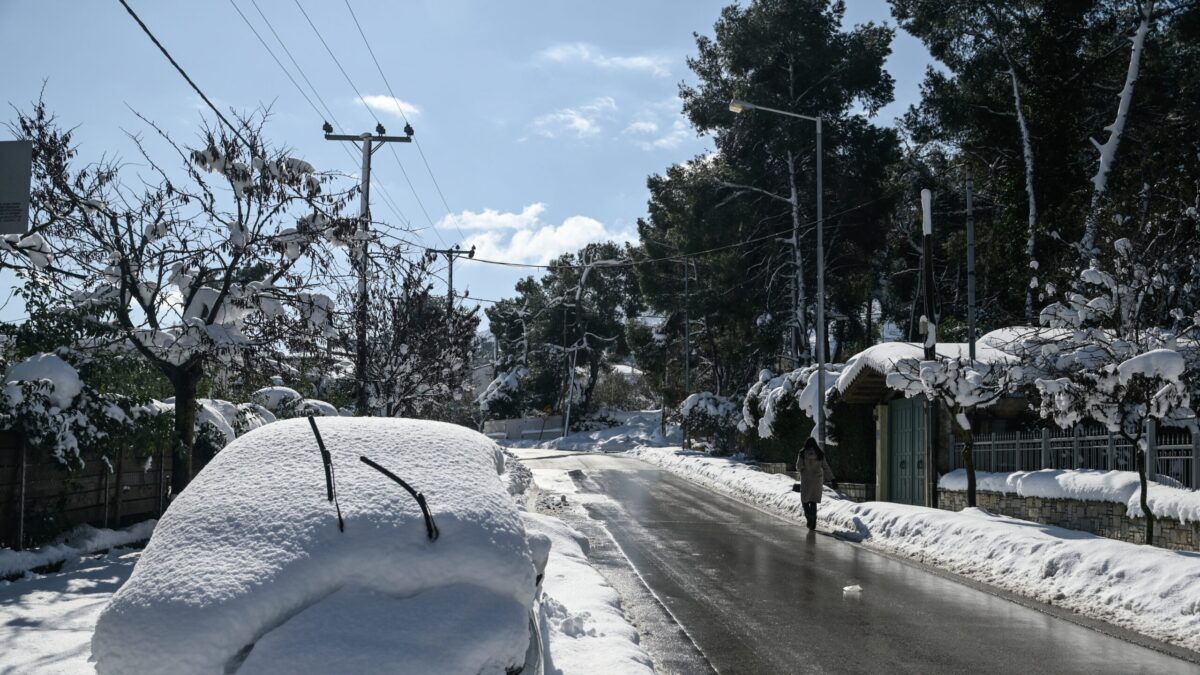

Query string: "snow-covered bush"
[[680, 391, 741, 454], [250, 385, 337, 420]]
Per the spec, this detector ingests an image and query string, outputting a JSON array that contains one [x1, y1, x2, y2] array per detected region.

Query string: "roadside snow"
[[0, 520, 155, 579], [522, 512, 654, 675], [502, 410, 678, 452], [628, 446, 1200, 652], [940, 469, 1200, 524]]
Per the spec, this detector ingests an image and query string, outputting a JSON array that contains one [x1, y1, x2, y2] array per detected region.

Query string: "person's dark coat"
[[797, 444, 835, 503]]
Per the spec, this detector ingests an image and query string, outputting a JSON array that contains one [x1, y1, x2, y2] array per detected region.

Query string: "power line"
[[341, 0, 467, 242], [228, 0, 412, 229], [457, 189, 902, 271], [117, 0, 250, 148], [290, 0, 445, 245]]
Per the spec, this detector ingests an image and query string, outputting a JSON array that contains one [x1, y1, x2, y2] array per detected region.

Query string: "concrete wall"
[[939, 489, 1200, 552]]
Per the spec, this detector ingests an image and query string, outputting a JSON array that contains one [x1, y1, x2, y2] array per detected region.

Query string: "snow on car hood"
[[92, 417, 535, 675]]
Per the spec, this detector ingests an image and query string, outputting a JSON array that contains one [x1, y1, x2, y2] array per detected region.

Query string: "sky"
[[0, 0, 934, 328]]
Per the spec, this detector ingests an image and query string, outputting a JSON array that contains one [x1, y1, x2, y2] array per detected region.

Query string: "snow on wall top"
[[91, 417, 535, 675], [939, 468, 1200, 524]]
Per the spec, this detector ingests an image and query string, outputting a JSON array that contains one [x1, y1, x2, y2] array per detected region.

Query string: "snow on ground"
[[0, 547, 141, 674], [0, 521, 155, 579], [940, 468, 1200, 523], [92, 418, 536, 675], [502, 410, 678, 453], [522, 512, 655, 675], [628, 446, 1200, 653]]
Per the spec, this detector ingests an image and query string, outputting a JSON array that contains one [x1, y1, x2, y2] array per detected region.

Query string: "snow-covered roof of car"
[[92, 417, 535, 675]]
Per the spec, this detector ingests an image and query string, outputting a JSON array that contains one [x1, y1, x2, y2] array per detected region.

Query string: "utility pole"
[[427, 244, 476, 322], [965, 174, 976, 361], [683, 258, 691, 448], [325, 122, 412, 416], [920, 188, 938, 508]]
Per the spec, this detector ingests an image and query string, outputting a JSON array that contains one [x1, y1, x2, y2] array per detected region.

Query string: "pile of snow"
[[521, 513, 654, 675], [939, 469, 1200, 523], [92, 418, 536, 674], [627, 446, 1200, 652], [0, 520, 156, 579], [2, 353, 83, 408]]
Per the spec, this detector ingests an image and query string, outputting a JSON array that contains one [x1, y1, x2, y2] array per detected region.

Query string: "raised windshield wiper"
[[307, 415, 345, 532], [359, 455, 440, 541]]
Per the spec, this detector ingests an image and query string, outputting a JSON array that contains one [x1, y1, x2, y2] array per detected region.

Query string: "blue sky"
[[0, 0, 933, 325]]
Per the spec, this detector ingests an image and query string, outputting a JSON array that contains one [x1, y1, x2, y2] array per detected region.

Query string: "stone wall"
[[939, 489, 1200, 552]]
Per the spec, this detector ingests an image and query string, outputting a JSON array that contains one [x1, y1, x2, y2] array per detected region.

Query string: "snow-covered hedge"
[[0, 352, 168, 468], [680, 391, 740, 453]]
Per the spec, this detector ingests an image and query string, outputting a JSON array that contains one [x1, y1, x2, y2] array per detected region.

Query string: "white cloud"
[[532, 97, 617, 139], [538, 43, 670, 78], [623, 120, 659, 135], [646, 118, 691, 150], [442, 204, 633, 265], [438, 203, 546, 231], [358, 94, 420, 119]]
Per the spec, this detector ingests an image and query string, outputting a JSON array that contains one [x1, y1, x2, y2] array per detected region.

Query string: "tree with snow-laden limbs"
[[1029, 224, 1200, 546], [885, 355, 1014, 507], [3, 101, 358, 493]]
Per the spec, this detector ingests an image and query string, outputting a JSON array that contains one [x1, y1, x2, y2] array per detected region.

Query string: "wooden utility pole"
[[965, 175, 976, 361], [427, 244, 476, 324], [325, 123, 412, 415], [920, 189, 938, 507]]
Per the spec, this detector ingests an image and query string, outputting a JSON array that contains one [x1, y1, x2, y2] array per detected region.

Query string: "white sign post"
[[0, 140, 33, 235]]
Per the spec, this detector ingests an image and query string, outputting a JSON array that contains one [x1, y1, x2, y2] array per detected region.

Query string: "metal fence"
[[949, 421, 1200, 490]]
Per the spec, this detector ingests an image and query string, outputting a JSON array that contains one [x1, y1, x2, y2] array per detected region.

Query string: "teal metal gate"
[[888, 397, 926, 506]]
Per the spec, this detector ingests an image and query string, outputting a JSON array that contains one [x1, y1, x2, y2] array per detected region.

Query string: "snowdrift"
[[91, 417, 536, 674]]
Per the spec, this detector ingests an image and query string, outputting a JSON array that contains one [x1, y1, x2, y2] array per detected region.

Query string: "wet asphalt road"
[[523, 452, 1200, 675]]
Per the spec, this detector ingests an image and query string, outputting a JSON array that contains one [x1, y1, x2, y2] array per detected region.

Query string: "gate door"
[[888, 397, 927, 506]]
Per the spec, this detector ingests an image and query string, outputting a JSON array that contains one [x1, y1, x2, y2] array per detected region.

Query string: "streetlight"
[[729, 97, 827, 452]]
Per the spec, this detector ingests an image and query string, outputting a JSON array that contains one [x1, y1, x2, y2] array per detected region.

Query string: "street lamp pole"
[[729, 99, 827, 451]]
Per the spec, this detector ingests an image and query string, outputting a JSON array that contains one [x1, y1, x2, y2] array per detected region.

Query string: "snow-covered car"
[[92, 417, 547, 675]]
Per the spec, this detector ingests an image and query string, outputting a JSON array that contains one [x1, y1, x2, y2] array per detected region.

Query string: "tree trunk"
[[1084, 0, 1154, 255], [168, 367, 200, 497], [1007, 67, 1038, 324], [786, 150, 811, 364], [962, 431, 977, 508], [1137, 445, 1155, 546]]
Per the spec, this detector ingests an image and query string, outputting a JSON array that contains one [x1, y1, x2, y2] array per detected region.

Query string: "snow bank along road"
[[517, 451, 1199, 674]]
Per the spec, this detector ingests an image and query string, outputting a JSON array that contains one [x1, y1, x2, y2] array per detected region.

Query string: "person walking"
[[794, 437, 836, 530]]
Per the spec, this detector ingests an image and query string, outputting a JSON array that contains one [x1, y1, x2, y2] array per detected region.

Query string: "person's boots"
[[803, 502, 817, 530]]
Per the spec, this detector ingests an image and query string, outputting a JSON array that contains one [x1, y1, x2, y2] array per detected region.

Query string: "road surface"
[[520, 451, 1200, 675]]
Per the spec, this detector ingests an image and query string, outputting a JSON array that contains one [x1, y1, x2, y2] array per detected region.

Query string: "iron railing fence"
[[949, 421, 1199, 490]]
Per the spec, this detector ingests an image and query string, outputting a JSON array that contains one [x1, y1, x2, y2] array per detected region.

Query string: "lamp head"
[[728, 98, 753, 114]]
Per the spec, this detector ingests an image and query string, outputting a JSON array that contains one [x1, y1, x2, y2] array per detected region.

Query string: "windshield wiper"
[[359, 455, 439, 541], [307, 415, 345, 532]]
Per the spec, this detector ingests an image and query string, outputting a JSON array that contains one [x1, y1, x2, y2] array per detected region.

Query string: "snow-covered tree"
[[885, 355, 1013, 507], [3, 102, 357, 493], [1030, 230, 1199, 546]]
